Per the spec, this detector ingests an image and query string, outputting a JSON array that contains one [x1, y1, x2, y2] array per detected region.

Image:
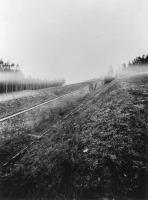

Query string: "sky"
[[0, 0, 148, 83]]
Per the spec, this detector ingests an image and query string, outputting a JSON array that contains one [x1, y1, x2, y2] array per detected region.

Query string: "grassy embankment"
[[0, 82, 87, 119], [0, 74, 148, 199], [0, 83, 91, 141]]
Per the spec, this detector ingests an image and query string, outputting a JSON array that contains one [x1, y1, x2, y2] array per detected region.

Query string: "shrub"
[[103, 77, 114, 85]]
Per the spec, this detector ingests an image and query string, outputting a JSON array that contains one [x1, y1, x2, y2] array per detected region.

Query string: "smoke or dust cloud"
[[0, 71, 24, 83], [0, 0, 148, 83], [0, 71, 65, 85], [116, 65, 148, 79]]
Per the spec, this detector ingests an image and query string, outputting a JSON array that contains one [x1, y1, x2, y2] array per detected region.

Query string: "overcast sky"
[[0, 0, 148, 83]]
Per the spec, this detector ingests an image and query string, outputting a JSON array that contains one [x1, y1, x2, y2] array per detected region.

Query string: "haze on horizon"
[[0, 0, 148, 83]]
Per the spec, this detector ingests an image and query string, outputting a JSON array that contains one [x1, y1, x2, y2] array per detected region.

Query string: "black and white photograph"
[[0, 0, 148, 199]]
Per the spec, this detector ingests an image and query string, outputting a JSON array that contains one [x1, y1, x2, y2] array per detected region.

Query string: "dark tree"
[[129, 55, 148, 66]]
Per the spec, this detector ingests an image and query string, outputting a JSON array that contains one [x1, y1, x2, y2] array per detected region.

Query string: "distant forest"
[[128, 54, 148, 66], [0, 59, 20, 72], [121, 55, 148, 72], [0, 59, 65, 94]]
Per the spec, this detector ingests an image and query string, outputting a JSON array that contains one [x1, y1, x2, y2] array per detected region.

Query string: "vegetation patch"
[[0, 75, 147, 199]]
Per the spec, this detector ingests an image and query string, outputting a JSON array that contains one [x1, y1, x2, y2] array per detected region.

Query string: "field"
[[0, 74, 147, 199]]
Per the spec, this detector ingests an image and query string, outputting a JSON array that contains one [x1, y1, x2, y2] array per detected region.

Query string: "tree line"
[[0, 59, 20, 72], [128, 54, 148, 66], [120, 54, 148, 73], [0, 59, 65, 94]]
